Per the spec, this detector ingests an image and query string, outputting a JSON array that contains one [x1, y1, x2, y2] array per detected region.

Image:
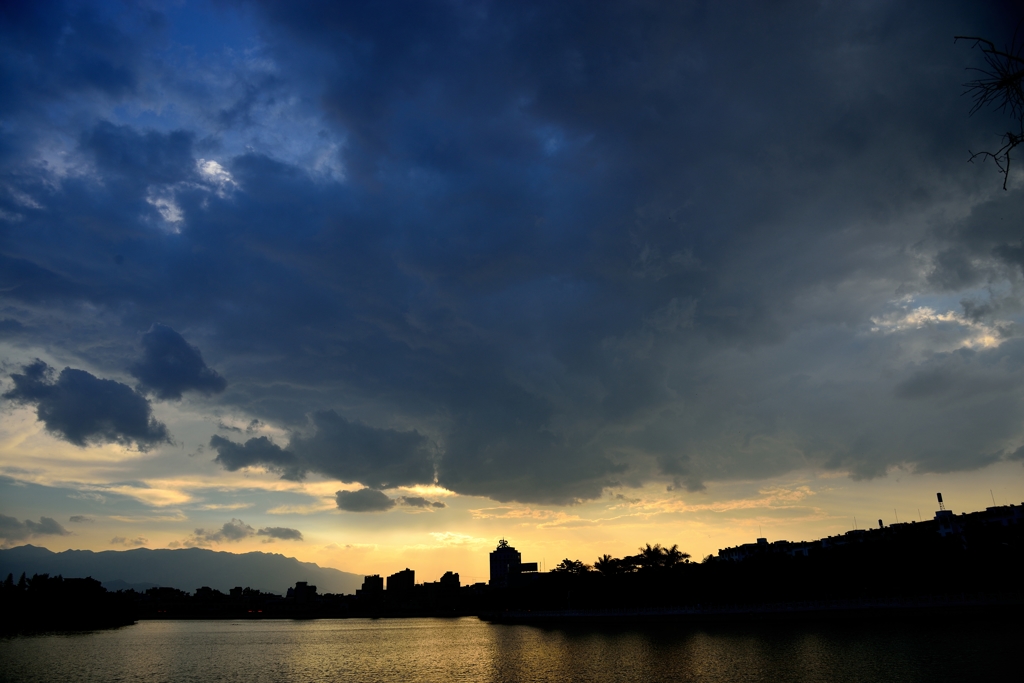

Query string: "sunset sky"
[[2, 0, 1024, 585]]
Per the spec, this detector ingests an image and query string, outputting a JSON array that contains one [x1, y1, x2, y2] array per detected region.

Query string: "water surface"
[[0, 617, 1013, 682]]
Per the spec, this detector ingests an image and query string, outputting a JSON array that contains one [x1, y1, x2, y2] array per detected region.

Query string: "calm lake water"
[[0, 617, 1015, 683]]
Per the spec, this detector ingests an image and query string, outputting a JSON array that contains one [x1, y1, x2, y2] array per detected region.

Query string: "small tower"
[[934, 492, 957, 537], [489, 539, 522, 588]]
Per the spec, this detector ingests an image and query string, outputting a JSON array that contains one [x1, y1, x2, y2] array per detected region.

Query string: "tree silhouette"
[[637, 543, 665, 570], [631, 543, 692, 571], [551, 558, 592, 574], [661, 544, 691, 568], [956, 33, 1024, 189], [590, 544, 693, 577], [594, 554, 618, 576]]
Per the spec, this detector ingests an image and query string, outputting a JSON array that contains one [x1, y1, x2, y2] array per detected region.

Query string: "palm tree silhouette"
[[594, 554, 618, 576], [662, 544, 691, 568], [637, 543, 665, 570]]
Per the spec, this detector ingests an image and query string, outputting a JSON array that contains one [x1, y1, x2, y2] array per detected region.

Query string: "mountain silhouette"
[[0, 545, 363, 595]]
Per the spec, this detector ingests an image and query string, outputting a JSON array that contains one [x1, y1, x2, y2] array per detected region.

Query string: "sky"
[[2, 0, 1024, 585]]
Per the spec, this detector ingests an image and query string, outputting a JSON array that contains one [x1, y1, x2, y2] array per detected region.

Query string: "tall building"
[[387, 568, 415, 593], [288, 581, 317, 604], [489, 539, 521, 587], [360, 574, 384, 594], [439, 571, 460, 590]]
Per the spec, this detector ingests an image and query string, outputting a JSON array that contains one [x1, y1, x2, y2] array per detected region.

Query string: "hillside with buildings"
[[3, 495, 1021, 627]]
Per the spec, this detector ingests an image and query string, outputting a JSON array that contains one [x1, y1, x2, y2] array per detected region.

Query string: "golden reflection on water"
[[0, 617, 1014, 683]]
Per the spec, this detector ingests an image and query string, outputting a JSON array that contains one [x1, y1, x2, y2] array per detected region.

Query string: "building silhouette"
[[718, 494, 1022, 560], [438, 571, 460, 590], [287, 581, 317, 604], [387, 568, 414, 593], [489, 539, 521, 587], [358, 574, 383, 596]]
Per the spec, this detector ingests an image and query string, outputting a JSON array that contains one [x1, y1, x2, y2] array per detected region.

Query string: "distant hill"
[[0, 545, 364, 595]]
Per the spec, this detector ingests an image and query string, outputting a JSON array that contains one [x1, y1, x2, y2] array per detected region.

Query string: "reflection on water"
[[0, 617, 1015, 682]]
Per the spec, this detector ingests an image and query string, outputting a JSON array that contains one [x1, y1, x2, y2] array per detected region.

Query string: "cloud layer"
[[0, 515, 70, 543], [129, 324, 226, 400], [186, 519, 303, 545], [1, 1, 1023, 508], [209, 410, 434, 489], [336, 489, 396, 513], [3, 361, 169, 449]]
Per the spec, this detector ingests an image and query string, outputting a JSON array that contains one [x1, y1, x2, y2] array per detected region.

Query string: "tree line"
[[550, 543, 693, 576]]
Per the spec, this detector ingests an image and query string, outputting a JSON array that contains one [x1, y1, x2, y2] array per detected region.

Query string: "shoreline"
[[480, 594, 1023, 624]]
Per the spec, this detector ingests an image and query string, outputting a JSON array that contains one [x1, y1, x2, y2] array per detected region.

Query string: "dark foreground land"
[[0, 574, 135, 633], [3, 503, 1022, 630], [483, 503, 1024, 623]]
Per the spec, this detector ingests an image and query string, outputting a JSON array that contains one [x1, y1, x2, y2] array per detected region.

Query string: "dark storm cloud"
[[399, 496, 446, 509], [3, 0, 1023, 503], [0, 0, 143, 117], [256, 526, 303, 541], [288, 411, 434, 490], [895, 346, 1022, 402], [82, 122, 197, 187], [3, 360, 170, 449], [0, 514, 70, 542], [335, 488, 396, 513], [225, 0, 1024, 497], [0, 318, 25, 337], [129, 323, 226, 400], [0, 255, 82, 305], [209, 411, 435, 490], [209, 435, 304, 481]]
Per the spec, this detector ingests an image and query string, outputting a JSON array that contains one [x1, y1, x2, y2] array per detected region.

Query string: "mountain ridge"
[[0, 545, 364, 595]]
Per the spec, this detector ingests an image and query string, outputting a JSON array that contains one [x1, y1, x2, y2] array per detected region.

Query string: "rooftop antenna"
[[854, 516, 857, 530], [937, 492, 945, 511], [894, 509, 899, 523], [991, 489, 997, 506]]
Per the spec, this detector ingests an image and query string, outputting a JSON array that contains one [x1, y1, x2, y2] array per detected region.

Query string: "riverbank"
[[480, 593, 1023, 624]]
